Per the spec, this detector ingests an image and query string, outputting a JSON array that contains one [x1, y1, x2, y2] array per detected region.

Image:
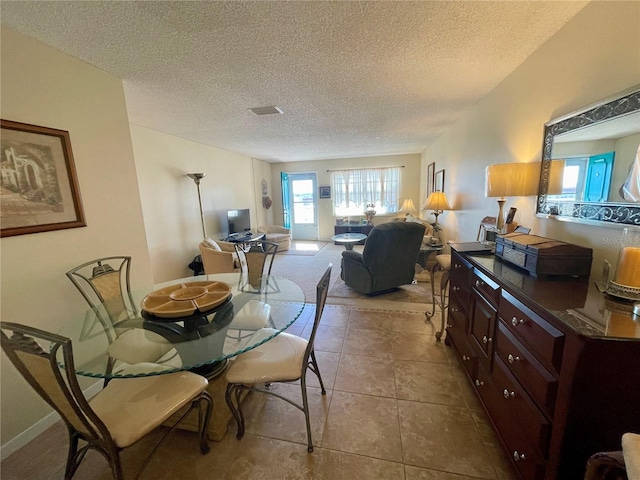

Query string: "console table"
[[446, 244, 640, 480], [334, 225, 373, 245]]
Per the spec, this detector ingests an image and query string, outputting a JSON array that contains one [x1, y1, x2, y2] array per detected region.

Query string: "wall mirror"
[[537, 86, 640, 226]]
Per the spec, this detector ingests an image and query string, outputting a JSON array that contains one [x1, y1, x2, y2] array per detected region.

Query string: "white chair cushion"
[[90, 371, 208, 448], [106, 328, 173, 365], [226, 328, 307, 384], [436, 254, 451, 271], [231, 300, 271, 330]]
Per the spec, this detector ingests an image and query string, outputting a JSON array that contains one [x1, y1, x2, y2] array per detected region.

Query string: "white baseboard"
[[1, 380, 103, 461]]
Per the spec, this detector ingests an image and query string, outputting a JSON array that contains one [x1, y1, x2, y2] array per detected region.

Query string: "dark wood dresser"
[[446, 244, 640, 480]]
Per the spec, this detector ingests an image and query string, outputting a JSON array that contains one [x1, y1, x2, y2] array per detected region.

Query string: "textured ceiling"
[[0, 1, 587, 163]]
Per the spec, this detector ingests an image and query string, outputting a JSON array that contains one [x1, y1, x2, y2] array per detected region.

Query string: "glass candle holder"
[[613, 227, 640, 288]]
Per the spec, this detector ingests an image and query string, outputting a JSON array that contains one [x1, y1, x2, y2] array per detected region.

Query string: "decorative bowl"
[[141, 281, 232, 318]]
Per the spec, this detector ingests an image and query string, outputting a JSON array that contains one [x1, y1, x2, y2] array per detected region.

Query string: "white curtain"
[[331, 167, 401, 216]]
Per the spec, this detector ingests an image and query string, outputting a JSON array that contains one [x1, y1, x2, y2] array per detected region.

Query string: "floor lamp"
[[187, 173, 207, 239]]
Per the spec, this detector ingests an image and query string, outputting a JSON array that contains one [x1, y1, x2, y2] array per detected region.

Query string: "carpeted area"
[[270, 241, 433, 313]]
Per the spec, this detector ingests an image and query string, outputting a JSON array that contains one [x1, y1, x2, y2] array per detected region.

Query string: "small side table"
[[331, 233, 367, 250]]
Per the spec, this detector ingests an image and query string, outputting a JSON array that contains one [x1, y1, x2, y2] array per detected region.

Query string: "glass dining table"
[[57, 273, 306, 381]]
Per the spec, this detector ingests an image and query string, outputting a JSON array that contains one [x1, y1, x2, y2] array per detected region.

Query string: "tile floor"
[[1, 304, 518, 480]]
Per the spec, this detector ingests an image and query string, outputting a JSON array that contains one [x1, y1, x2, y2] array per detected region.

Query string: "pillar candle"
[[614, 246, 640, 287]]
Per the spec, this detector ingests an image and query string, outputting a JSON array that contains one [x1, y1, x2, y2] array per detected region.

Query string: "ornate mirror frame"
[[536, 87, 640, 226]]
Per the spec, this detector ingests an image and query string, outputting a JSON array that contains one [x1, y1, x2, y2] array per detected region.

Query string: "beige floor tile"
[[318, 305, 350, 328], [348, 309, 395, 331], [239, 383, 331, 448], [301, 324, 346, 352], [398, 400, 497, 479], [213, 434, 319, 479], [395, 360, 468, 406], [391, 331, 449, 363], [404, 464, 485, 479], [305, 350, 341, 389], [334, 353, 397, 397], [321, 391, 403, 462], [342, 327, 393, 358], [315, 449, 405, 479], [389, 312, 434, 335]]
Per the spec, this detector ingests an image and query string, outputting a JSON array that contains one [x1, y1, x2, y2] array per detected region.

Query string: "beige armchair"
[[199, 239, 241, 274], [257, 225, 291, 251]]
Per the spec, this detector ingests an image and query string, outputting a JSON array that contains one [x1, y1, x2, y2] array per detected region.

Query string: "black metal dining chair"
[[0, 321, 213, 480], [66, 256, 174, 379], [225, 264, 332, 452]]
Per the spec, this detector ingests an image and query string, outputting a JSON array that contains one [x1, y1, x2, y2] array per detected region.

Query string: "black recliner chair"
[[340, 221, 425, 295]]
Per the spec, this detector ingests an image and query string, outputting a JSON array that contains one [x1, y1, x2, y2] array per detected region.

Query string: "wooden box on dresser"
[[446, 244, 640, 480]]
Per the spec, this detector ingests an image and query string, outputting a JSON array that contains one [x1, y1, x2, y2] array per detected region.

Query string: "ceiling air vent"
[[249, 106, 283, 116]]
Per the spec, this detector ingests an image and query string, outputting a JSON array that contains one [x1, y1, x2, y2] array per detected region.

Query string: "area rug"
[[278, 241, 327, 256], [327, 276, 432, 313], [270, 241, 433, 313]]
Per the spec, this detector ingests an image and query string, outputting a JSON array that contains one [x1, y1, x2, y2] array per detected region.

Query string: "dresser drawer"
[[448, 296, 468, 333], [446, 325, 477, 379], [450, 278, 471, 313], [496, 321, 558, 418], [476, 363, 547, 480], [472, 268, 500, 307], [451, 252, 472, 283], [499, 291, 565, 375], [493, 357, 552, 457]]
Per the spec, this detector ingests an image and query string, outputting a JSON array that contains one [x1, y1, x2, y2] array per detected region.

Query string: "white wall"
[[0, 28, 153, 451], [422, 1, 640, 277], [273, 153, 422, 240], [130, 124, 263, 283]]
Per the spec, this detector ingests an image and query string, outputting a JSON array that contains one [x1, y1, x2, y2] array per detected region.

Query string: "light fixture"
[[187, 173, 207, 239], [485, 162, 539, 231], [398, 198, 417, 217], [422, 191, 451, 243]]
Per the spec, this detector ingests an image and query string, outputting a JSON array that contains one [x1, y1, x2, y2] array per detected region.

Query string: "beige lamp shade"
[[398, 198, 417, 213], [422, 191, 451, 212], [485, 162, 540, 198]]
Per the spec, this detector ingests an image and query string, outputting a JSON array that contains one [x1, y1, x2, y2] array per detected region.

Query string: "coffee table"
[[331, 232, 367, 250]]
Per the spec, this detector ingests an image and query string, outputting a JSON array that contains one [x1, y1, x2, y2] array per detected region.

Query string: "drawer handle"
[[452, 286, 460, 292], [454, 264, 462, 269], [475, 379, 484, 387], [511, 317, 525, 327], [447, 323, 453, 328], [451, 307, 459, 313], [507, 354, 521, 364], [503, 389, 516, 400], [462, 355, 470, 361], [513, 451, 527, 462], [475, 280, 484, 287], [482, 335, 493, 344]]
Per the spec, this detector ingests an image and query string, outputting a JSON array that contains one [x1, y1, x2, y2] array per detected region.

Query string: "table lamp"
[[398, 198, 417, 217], [485, 162, 539, 231], [187, 173, 207, 239], [422, 191, 451, 243]]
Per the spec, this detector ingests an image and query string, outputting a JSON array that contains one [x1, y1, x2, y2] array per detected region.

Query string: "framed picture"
[[1, 120, 86, 237], [435, 169, 445, 192], [319, 185, 331, 199], [506, 207, 517, 224], [426, 162, 435, 197]]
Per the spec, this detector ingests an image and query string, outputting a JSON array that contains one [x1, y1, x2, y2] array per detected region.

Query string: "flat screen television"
[[227, 209, 251, 236]]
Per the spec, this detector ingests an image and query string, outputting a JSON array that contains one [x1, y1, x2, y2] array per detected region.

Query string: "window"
[[330, 167, 401, 216]]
